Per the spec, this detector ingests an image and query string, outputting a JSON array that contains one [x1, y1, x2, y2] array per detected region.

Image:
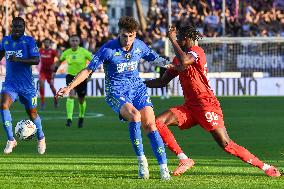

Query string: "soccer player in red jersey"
[[144, 25, 281, 177], [39, 38, 58, 109]]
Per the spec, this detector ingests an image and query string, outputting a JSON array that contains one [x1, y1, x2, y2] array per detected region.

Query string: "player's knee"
[[1, 102, 10, 110], [128, 111, 141, 122]]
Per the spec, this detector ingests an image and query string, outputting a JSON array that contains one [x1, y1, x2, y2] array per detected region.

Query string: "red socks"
[[224, 141, 264, 169], [155, 120, 183, 156]]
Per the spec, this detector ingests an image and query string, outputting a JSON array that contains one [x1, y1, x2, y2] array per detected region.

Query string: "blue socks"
[[148, 130, 167, 165], [129, 122, 144, 156], [1, 109, 14, 141], [33, 115, 44, 140]]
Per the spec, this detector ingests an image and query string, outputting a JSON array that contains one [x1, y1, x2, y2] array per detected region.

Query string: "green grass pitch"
[[0, 96, 283, 188]]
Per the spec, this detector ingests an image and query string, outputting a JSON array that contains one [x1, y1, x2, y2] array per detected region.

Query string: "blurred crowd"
[[145, 0, 284, 42], [0, 0, 109, 53], [0, 0, 283, 75]]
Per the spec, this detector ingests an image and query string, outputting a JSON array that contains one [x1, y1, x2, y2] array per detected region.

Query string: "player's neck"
[[71, 47, 78, 51]]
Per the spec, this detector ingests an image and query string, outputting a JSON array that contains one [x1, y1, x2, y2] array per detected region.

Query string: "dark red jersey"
[[167, 46, 219, 107], [39, 48, 58, 72]]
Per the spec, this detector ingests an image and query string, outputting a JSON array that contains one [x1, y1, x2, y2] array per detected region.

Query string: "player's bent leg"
[[140, 106, 170, 180], [120, 103, 149, 179], [156, 110, 194, 176], [211, 127, 281, 177]]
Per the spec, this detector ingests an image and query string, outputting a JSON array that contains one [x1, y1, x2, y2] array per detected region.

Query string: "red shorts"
[[39, 71, 53, 84], [170, 104, 224, 132]]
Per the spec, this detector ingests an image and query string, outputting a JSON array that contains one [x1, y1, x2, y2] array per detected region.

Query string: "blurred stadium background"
[[0, 0, 284, 98], [0, 1, 283, 188]]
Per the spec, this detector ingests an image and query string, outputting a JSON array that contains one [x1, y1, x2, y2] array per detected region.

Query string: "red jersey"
[[39, 48, 58, 72], [167, 46, 218, 107]]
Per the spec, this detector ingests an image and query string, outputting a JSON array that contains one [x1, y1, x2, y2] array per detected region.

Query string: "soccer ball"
[[15, 120, 37, 140]]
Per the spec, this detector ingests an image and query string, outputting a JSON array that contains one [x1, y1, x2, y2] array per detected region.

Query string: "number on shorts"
[[205, 112, 218, 123]]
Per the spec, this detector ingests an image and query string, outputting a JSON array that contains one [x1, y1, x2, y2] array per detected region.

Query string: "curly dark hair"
[[177, 25, 202, 41], [118, 16, 139, 32]]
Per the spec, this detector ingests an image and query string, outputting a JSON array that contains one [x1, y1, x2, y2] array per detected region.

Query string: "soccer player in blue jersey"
[[0, 17, 46, 154], [56, 16, 171, 180]]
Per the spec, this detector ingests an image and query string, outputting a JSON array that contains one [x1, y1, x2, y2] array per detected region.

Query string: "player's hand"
[[168, 26, 177, 41], [56, 87, 71, 98], [8, 55, 19, 62]]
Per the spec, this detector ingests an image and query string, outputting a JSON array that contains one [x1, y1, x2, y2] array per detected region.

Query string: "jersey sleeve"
[[140, 41, 159, 62], [166, 57, 179, 77], [188, 46, 206, 67], [60, 50, 67, 62], [28, 37, 40, 57], [87, 44, 111, 71]]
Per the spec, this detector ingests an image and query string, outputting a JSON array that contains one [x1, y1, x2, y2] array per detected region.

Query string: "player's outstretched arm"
[[144, 70, 176, 88], [9, 55, 40, 65], [56, 68, 92, 97]]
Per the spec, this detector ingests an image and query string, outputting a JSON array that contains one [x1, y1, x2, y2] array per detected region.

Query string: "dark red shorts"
[[39, 71, 54, 84], [170, 104, 224, 132]]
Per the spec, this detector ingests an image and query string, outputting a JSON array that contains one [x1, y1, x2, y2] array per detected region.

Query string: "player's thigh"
[[140, 106, 156, 132], [195, 107, 225, 132], [120, 102, 141, 122], [156, 109, 179, 126], [132, 87, 153, 111], [0, 91, 16, 109], [105, 94, 135, 121], [170, 105, 196, 130], [18, 93, 38, 109]]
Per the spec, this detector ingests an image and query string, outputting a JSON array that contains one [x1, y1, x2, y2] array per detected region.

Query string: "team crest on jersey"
[[4, 40, 9, 45], [72, 55, 76, 59], [125, 53, 131, 59], [12, 42, 17, 48]]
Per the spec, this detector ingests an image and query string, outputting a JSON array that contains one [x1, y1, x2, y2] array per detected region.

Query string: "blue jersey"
[[0, 35, 39, 93], [88, 38, 159, 95]]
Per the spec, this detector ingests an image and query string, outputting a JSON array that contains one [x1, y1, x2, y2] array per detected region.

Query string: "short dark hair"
[[118, 16, 139, 32], [177, 25, 202, 41], [12, 17, 25, 26]]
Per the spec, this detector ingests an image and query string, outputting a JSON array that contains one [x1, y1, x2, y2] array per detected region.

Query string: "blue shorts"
[[105, 85, 153, 114], [1, 84, 37, 109]]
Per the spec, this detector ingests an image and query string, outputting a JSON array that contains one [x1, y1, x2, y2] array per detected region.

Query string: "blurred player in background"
[[0, 17, 46, 154], [145, 25, 281, 177], [54, 35, 93, 128], [56, 16, 172, 180], [39, 38, 58, 109]]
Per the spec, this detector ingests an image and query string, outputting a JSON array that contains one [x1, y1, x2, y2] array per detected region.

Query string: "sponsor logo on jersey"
[[117, 61, 138, 73], [6, 50, 23, 59]]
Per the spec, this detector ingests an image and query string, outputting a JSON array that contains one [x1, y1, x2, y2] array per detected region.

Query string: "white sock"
[[177, 153, 188, 160], [262, 163, 271, 171], [137, 155, 146, 162], [159, 164, 168, 172]]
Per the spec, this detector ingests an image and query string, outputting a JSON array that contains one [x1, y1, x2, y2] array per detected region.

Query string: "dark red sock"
[[39, 86, 45, 104], [224, 141, 264, 169], [155, 119, 183, 156]]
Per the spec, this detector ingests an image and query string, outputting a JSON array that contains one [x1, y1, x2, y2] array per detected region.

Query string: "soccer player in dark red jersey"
[[144, 25, 281, 177], [39, 38, 58, 109]]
